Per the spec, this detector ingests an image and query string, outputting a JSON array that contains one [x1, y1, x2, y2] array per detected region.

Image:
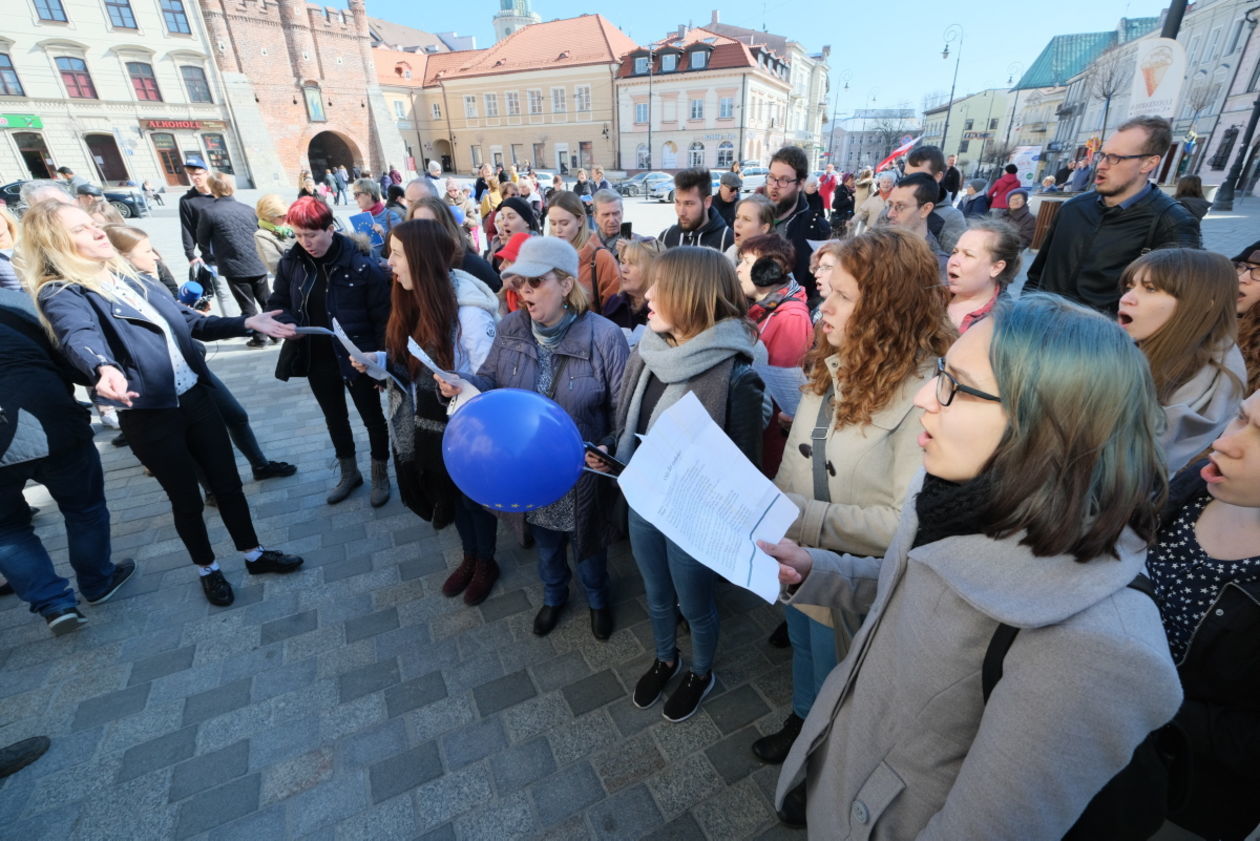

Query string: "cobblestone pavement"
[[1, 194, 1255, 841]]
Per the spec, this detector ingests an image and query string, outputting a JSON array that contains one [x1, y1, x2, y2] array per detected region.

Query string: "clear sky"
[[343, 0, 1170, 117]]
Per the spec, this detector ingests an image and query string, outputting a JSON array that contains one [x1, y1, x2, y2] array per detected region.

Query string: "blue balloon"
[[448, 204, 466, 226], [442, 388, 584, 511]]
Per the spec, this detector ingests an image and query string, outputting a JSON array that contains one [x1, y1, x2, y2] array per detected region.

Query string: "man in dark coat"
[[196, 172, 272, 346], [657, 168, 734, 252], [766, 146, 831, 306]]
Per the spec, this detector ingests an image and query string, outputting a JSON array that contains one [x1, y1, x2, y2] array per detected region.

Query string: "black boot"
[[777, 780, 807, 827], [751, 713, 803, 764]]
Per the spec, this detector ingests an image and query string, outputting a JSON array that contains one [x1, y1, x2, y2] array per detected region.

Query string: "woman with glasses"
[[439, 236, 628, 638], [753, 230, 954, 804], [1234, 241, 1260, 396], [1117, 248, 1246, 474], [351, 179, 401, 260], [763, 293, 1181, 837]]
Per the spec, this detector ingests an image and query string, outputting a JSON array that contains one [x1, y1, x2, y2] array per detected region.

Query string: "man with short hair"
[[1054, 159, 1074, 186], [19, 181, 72, 207], [403, 178, 434, 208], [592, 190, 626, 251], [334, 165, 349, 204], [658, 167, 733, 252], [942, 154, 962, 203], [179, 156, 215, 266], [1068, 157, 1094, 192], [73, 184, 103, 211], [903, 145, 965, 252], [713, 173, 741, 228], [1026, 116, 1201, 313], [55, 166, 89, 193], [886, 172, 948, 273], [766, 145, 830, 304]]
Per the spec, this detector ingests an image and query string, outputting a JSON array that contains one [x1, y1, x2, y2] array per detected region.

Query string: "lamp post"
[[1211, 91, 1260, 211], [646, 43, 655, 170], [1004, 61, 1023, 151], [827, 69, 851, 166], [939, 24, 964, 156]]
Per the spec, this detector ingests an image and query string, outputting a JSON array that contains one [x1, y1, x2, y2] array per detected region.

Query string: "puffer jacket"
[[267, 233, 390, 381], [467, 309, 629, 557], [658, 205, 735, 253], [450, 268, 499, 376], [196, 196, 268, 278]]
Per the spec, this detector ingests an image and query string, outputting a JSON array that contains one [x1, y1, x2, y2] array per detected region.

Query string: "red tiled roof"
[[373, 48, 427, 88], [615, 28, 766, 79], [422, 49, 484, 86]]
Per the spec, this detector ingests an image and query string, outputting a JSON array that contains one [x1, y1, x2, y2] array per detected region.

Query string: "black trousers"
[[306, 346, 390, 462], [119, 382, 259, 565], [226, 274, 270, 319]]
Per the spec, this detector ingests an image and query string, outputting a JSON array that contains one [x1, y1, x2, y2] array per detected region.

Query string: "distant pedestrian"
[[942, 154, 962, 203], [334, 166, 349, 204], [1174, 175, 1210, 220], [196, 172, 273, 344], [988, 164, 1021, 210], [764, 146, 830, 305], [958, 179, 990, 217]]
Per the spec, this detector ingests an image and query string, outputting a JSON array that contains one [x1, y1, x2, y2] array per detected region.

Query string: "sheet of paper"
[[330, 318, 406, 391], [617, 392, 797, 604], [293, 326, 335, 336], [348, 212, 384, 247], [406, 337, 457, 383], [406, 337, 479, 414], [755, 363, 807, 417]]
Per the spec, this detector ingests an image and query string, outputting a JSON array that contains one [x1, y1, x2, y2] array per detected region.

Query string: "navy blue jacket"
[[266, 233, 390, 381], [38, 273, 248, 410]]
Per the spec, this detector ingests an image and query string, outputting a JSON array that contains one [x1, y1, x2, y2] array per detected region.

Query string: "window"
[[717, 140, 734, 167], [634, 56, 649, 75], [0, 55, 24, 97], [470, 145, 482, 165], [463, 95, 477, 118], [1228, 19, 1246, 54], [484, 93, 498, 117], [126, 62, 162, 101], [989, 118, 998, 130], [505, 91, 520, 116], [393, 99, 404, 118], [551, 88, 566, 114], [958, 140, 970, 153], [431, 102, 441, 119], [181, 66, 212, 102], [160, 0, 191, 34], [661, 53, 677, 72], [635, 102, 648, 123], [105, 0, 137, 27], [689, 98, 703, 120], [719, 96, 733, 119], [35, 0, 68, 21], [636, 143, 649, 169], [528, 89, 543, 114], [963, 119, 974, 131], [575, 86, 590, 113], [303, 86, 325, 122], [56, 57, 97, 99], [690, 51, 707, 70], [688, 141, 704, 167]]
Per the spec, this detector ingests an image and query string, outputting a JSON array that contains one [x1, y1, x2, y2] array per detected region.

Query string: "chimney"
[[711, 10, 719, 24], [677, 24, 686, 40]]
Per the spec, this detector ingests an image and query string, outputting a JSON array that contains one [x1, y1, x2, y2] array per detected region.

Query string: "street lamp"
[[1004, 61, 1023, 151], [1212, 90, 1260, 211], [827, 69, 851, 166], [939, 24, 964, 156]]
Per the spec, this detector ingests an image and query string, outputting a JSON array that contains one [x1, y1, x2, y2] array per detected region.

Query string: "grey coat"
[[1160, 343, 1246, 475], [777, 471, 1182, 840], [466, 309, 629, 557]]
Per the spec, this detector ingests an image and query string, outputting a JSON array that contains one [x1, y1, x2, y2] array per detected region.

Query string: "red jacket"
[[750, 286, 812, 368], [988, 173, 1021, 210], [818, 172, 838, 211]]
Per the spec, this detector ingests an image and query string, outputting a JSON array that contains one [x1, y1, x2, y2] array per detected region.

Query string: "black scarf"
[[911, 472, 994, 548]]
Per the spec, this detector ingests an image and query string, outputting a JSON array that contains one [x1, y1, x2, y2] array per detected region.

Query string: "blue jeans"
[[453, 493, 497, 559], [0, 438, 115, 616], [628, 507, 719, 675], [785, 605, 840, 719], [531, 523, 608, 609]]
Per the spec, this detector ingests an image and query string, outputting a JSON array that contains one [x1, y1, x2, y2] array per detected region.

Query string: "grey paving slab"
[[471, 668, 537, 716], [173, 772, 261, 839], [168, 739, 250, 802], [117, 724, 199, 783], [71, 681, 151, 731], [531, 760, 605, 828], [182, 677, 252, 726], [369, 741, 443, 804]]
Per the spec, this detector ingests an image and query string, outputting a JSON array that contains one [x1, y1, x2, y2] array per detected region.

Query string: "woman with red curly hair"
[[751, 229, 955, 811]]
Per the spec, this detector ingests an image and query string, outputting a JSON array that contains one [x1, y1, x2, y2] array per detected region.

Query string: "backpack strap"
[[982, 574, 1154, 703], [811, 385, 835, 503]]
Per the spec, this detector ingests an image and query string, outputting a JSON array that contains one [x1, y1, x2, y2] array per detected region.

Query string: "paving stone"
[[168, 739, 249, 802], [414, 824, 456, 841], [654, 711, 724, 761], [471, 668, 536, 716], [692, 777, 777, 840], [248, 716, 322, 771], [182, 677, 252, 726], [591, 730, 666, 793], [651, 812, 708, 841], [501, 692, 571, 743], [368, 740, 443, 804], [339, 717, 408, 768], [173, 772, 261, 839], [705, 725, 765, 785], [562, 668, 625, 717], [453, 791, 538, 841], [337, 657, 400, 703], [382, 670, 447, 718], [477, 588, 531, 623], [586, 783, 664, 841], [128, 644, 197, 686], [322, 553, 373, 583], [284, 773, 372, 838], [490, 736, 557, 794], [334, 791, 417, 841], [117, 724, 199, 783], [705, 684, 773, 735], [344, 606, 399, 643], [607, 695, 659, 739], [647, 751, 727, 820], [548, 708, 621, 766], [439, 715, 507, 770], [261, 747, 335, 804], [531, 760, 605, 828], [189, 804, 286, 841], [402, 694, 477, 744], [252, 654, 318, 701], [260, 609, 319, 646], [71, 682, 151, 731]]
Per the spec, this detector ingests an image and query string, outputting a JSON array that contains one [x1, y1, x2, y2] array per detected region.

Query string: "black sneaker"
[[111, 432, 129, 448], [0, 736, 50, 779], [245, 336, 267, 349], [252, 461, 298, 480], [200, 569, 234, 606], [662, 670, 716, 723], [245, 549, 304, 575], [45, 607, 88, 636], [632, 654, 682, 709], [0, 581, 13, 596], [84, 559, 137, 605]]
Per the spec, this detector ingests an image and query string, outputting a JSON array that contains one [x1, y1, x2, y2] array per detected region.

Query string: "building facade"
[[492, 0, 539, 44], [828, 109, 919, 173], [0, 0, 249, 189], [1199, 9, 1260, 194], [920, 88, 1011, 171]]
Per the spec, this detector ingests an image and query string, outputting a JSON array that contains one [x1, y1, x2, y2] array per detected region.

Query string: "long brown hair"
[[649, 246, 752, 344], [805, 228, 954, 427], [1238, 300, 1260, 396], [1122, 249, 1241, 404], [384, 220, 461, 375]]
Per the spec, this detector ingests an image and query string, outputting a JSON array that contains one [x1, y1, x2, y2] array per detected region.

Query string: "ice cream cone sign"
[[1127, 37, 1187, 121]]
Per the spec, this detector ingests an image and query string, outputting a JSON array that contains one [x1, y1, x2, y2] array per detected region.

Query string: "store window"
[[56, 57, 98, 99], [716, 141, 734, 167], [160, 0, 191, 34], [105, 0, 137, 28], [636, 143, 649, 169], [181, 66, 212, 103], [202, 133, 233, 173], [126, 62, 162, 101], [0, 55, 25, 97]]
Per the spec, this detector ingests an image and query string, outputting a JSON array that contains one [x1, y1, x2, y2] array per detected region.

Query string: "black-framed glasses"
[[1096, 152, 1153, 167], [1235, 261, 1260, 282], [766, 175, 799, 187], [935, 357, 1001, 406]]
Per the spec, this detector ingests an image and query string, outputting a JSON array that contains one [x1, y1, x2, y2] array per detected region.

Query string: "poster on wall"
[[1010, 146, 1042, 186]]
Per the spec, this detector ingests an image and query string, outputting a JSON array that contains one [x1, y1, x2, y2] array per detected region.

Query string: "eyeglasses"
[[766, 175, 799, 188], [814, 262, 836, 274], [1235, 261, 1260, 282], [935, 357, 1001, 406], [1096, 152, 1153, 167], [886, 201, 919, 215], [507, 273, 552, 291], [352, 191, 367, 197]]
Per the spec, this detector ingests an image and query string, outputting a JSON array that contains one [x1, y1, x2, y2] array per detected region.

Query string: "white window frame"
[[393, 99, 404, 118], [635, 102, 648, 123], [688, 141, 704, 167], [431, 102, 441, 119], [528, 89, 543, 115], [689, 98, 704, 120], [661, 53, 677, 72], [690, 51, 707, 70], [463, 95, 477, 118], [575, 85, 591, 113], [484, 92, 499, 118], [551, 87, 567, 114], [634, 56, 648, 75], [505, 91, 520, 116], [719, 96, 733, 119]]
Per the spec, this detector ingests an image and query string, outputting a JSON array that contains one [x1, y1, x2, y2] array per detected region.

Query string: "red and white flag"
[[875, 135, 923, 172]]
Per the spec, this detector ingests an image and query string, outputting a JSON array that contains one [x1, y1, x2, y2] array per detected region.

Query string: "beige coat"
[[777, 471, 1183, 839]]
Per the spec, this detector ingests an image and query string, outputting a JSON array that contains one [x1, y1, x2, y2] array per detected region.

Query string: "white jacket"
[[452, 268, 499, 375]]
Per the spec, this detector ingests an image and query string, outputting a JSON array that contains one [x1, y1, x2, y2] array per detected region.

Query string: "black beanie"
[[498, 197, 537, 232]]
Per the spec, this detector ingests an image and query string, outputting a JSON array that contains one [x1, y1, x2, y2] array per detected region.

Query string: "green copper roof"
[[1123, 16, 1160, 41], [1014, 17, 1159, 90]]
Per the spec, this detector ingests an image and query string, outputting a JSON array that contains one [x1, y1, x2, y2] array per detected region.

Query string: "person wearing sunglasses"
[[439, 236, 629, 639], [1025, 115, 1201, 315], [762, 293, 1182, 837]]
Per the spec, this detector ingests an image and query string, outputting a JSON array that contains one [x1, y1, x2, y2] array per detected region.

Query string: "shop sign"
[[961, 130, 992, 140], [0, 114, 42, 129], [141, 119, 226, 131]]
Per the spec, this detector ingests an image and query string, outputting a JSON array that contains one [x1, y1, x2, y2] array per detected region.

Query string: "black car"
[[615, 171, 671, 197], [1, 180, 150, 218]]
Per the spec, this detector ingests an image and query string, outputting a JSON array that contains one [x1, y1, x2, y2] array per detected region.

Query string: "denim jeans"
[[785, 604, 840, 719], [0, 438, 115, 616], [452, 493, 497, 559], [531, 523, 608, 609], [628, 507, 719, 674]]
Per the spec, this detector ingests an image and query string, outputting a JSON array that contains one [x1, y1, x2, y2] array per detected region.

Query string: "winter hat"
[[1008, 188, 1030, 205], [503, 235, 579, 280], [967, 179, 987, 193], [498, 197, 536, 231]]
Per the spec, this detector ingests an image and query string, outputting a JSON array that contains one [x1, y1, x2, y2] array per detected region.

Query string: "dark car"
[[615, 171, 671, 197], [1, 180, 150, 218]]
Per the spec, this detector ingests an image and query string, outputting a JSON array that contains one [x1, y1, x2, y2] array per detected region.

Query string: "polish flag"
[[875, 135, 923, 172]]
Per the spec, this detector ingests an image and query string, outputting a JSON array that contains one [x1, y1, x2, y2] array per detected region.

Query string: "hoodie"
[[657, 204, 734, 253], [451, 268, 500, 375]]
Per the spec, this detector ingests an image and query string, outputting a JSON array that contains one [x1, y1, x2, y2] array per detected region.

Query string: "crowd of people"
[[1, 111, 1258, 840]]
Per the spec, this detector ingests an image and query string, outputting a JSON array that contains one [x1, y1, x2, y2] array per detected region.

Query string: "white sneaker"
[[99, 407, 120, 429]]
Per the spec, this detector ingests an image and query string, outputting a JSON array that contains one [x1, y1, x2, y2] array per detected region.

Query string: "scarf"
[[911, 472, 994, 548], [531, 310, 577, 348], [367, 201, 386, 216], [749, 279, 803, 323], [258, 218, 292, 238], [616, 318, 759, 461]]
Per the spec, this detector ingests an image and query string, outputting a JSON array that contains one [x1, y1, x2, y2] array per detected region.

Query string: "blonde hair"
[[553, 269, 590, 315], [546, 191, 592, 250], [649, 246, 752, 343], [255, 193, 288, 221], [18, 201, 139, 321], [621, 238, 665, 268], [89, 198, 125, 226], [0, 206, 18, 247], [207, 171, 235, 197]]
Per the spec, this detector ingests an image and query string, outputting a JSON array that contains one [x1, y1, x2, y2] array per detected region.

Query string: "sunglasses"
[[508, 274, 550, 290]]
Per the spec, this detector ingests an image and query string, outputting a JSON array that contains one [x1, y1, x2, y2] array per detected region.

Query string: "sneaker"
[[632, 654, 682, 709], [252, 461, 298, 480], [200, 569, 234, 606], [662, 670, 716, 723], [245, 336, 267, 349], [111, 432, 129, 448], [98, 407, 120, 430], [45, 607, 88, 635], [83, 559, 137, 605], [751, 712, 803, 764], [0, 736, 50, 779], [245, 549, 304, 575]]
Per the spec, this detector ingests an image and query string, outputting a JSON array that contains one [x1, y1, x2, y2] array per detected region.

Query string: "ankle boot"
[[751, 712, 804, 764], [369, 459, 391, 508], [463, 557, 500, 606], [441, 553, 477, 597], [326, 457, 363, 504]]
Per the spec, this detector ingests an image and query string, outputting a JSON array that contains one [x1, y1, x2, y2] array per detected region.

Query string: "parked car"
[[0, 180, 150, 218], [651, 171, 721, 203], [740, 167, 769, 192], [616, 171, 670, 197]]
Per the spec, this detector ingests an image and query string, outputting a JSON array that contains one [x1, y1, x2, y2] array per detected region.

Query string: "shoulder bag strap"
[[589, 248, 605, 312], [811, 385, 834, 503]]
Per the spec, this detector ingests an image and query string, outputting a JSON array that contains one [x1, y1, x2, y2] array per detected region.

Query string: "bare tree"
[[1090, 47, 1131, 138], [872, 119, 907, 159], [1185, 81, 1219, 126]]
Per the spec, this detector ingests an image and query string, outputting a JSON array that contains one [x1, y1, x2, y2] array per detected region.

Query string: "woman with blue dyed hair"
[[762, 293, 1183, 838]]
